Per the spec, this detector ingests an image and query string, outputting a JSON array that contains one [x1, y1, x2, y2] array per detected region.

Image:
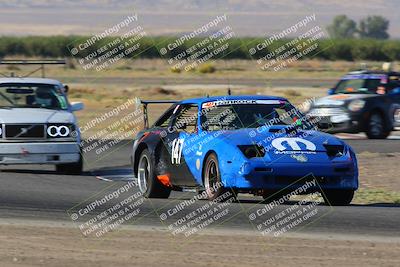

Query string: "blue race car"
[[131, 95, 358, 205]]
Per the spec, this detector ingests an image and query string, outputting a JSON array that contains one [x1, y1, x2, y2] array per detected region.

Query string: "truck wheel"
[[322, 189, 354, 206], [56, 155, 83, 175], [366, 112, 390, 139], [137, 149, 171, 198]]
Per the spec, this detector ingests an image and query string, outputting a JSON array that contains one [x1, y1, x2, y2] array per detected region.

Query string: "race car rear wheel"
[[137, 149, 171, 198], [322, 189, 354, 206], [366, 112, 390, 139], [203, 153, 233, 201]]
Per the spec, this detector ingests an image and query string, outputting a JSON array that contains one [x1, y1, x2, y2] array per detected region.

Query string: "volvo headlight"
[[47, 124, 74, 138], [348, 100, 365, 112], [301, 100, 312, 113]]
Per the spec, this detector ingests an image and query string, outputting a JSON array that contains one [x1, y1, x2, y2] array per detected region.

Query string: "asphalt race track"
[[0, 138, 399, 239]]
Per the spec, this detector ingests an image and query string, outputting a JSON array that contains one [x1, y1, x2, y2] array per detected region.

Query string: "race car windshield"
[[201, 102, 312, 131], [0, 84, 68, 110], [335, 79, 381, 94]]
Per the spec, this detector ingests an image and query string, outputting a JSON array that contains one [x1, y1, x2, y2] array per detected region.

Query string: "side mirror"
[[71, 101, 84, 111], [64, 85, 69, 93], [327, 88, 335, 95]]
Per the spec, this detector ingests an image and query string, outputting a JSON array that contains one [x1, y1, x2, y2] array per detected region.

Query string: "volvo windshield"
[[0, 83, 68, 110]]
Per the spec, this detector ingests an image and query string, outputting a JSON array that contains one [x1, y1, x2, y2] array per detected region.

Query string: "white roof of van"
[[0, 77, 63, 85]]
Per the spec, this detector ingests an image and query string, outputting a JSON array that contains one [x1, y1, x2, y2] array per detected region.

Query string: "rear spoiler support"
[[0, 59, 66, 78], [140, 100, 179, 129]]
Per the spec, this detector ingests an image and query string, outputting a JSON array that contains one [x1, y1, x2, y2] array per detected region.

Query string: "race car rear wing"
[[140, 100, 179, 129], [0, 59, 66, 78]]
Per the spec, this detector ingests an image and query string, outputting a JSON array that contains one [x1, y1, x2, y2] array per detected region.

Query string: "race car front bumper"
[[0, 142, 81, 164], [223, 160, 358, 191]]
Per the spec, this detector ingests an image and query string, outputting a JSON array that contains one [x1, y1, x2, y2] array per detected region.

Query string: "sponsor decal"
[[271, 137, 316, 154], [202, 99, 282, 108], [342, 74, 386, 80], [202, 102, 216, 109], [171, 138, 184, 164], [291, 154, 308, 162], [196, 159, 201, 170]]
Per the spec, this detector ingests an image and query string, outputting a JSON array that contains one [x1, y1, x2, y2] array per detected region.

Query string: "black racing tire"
[[56, 154, 83, 175], [203, 153, 235, 201], [137, 149, 171, 198], [366, 112, 390, 139], [322, 189, 354, 206]]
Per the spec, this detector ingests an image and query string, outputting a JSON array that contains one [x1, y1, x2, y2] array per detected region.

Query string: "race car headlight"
[[324, 144, 345, 157], [238, 145, 265, 158], [46, 124, 74, 138], [348, 100, 365, 112]]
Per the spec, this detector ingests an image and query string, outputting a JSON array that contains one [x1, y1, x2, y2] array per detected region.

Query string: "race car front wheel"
[[366, 112, 390, 139], [322, 189, 354, 206], [137, 149, 171, 198], [203, 153, 234, 201]]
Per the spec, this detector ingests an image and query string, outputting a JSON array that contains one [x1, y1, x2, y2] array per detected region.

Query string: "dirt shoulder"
[[358, 152, 400, 192], [0, 220, 399, 267], [353, 152, 400, 204]]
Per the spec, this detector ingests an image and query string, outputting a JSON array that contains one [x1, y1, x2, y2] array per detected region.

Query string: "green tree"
[[327, 15, 357, 38], [358, 15, 390, 39]]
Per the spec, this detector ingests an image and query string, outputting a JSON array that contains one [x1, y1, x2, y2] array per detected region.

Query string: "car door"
[[161, 103, 199, 187]]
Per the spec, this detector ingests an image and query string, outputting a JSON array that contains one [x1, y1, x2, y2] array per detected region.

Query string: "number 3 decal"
[[171, 138, 184, 164]]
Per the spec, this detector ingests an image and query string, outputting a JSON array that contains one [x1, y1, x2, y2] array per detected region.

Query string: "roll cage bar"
[[140, 100, 180, 129]]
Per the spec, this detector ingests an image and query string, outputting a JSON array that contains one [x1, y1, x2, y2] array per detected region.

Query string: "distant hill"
[[0, 0, 398, 38]]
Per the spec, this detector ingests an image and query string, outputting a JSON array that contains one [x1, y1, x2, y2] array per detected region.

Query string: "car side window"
[[365, 79, 382, 93], [172, 104, 198, 133], [154, 107, 175, 127]]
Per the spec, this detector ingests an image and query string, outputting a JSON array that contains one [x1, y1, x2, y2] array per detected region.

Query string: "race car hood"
[[218, 127, 344, 152], [314, 94, 377, 107], [0, 108, 74, 124]]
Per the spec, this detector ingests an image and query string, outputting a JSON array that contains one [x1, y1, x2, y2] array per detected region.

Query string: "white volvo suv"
[[0, 78, 84, 174]]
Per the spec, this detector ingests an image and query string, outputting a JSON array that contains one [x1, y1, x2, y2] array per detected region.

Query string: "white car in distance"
[[0, 78, 84, 174]]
